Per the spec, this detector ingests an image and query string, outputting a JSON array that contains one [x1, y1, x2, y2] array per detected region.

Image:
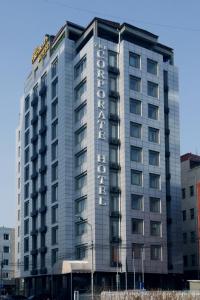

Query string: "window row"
[[132, 218, 162, 236], [132, 243, 162, 261], [182, 208, 195, 221], [131, 170, 160, 189], [130, 76, 159, 98], [183, 231, 196, 244], [182, 186, 194, 199], [129, 53, 158, 75], [130, 122, 160, 143], [130, 99, 159, 120], [131, 146, 160, 166], [132, 194, 161, 213]]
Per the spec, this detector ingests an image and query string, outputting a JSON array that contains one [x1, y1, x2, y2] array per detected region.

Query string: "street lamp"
[[77, 217, 94, 300]]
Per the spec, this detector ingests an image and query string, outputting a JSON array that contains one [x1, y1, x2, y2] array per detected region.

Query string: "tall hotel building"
[[16, 18, 182, 294]]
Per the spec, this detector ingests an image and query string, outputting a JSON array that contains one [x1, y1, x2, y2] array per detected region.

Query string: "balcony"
[[109, 162, 121, 170], [39, 268, 47, 275], [31, 171, 38, 180], [39, 165, 47, 174], [110, 211, 121, 218], [31, 94, 38, 107], [31, 209, 38, 217], [39, 84, 47, 97], [109, 90, 120, 99], [31, 153, 38, 161], [110, 236, 122, 243], [39, 246, 47, 254], [39, 105, 47, 116], [31, 191, 38, 199], [109, 114, 120, 122], [31, 115, 38, 125], [39, 145, 47, 155], [39, 185, 47, 194], [39, 125, 47, 136], [110, 186, 121, 194], [30, 229, 38, 236], [31, 269, 38, 276], [109, 138, 121, 146], [108, 66, 120, 75], [31, 249, 38, 256], [39, 205, 47, 214], [39, 225, 47, 233], [31, 134, 38, 144]]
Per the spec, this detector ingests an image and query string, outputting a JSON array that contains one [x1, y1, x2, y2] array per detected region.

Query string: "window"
[[130, 98, 142, 115], [150, 221, 161, 236], [51, 248, 58, 266], [24, 165, 29, 182], [147, 59, 158, 75], [151, 245, 161, 260], [75, 173, 87, 190], [52, 78, 58, 99], [110, 98, 118, 115], [24, 219, 29, 235], [190, 185, 194, 197], [3, 246, 9, 253], [52, 99, 58, 120], [130, 146, 142, 162], [190, 208, 195, 220], [52, 141, 58, 161], [182, 188, 186, 199], [149, 150, 159, 166], [132, 218, 143, 235], [52, 226, 58, 245], [190, 231, 195, 243], [150, 197, 161, 213], [3, 259, 9, 266], [109, 75, 118, 92], [129, 52, 140, 69], [52, 184, 58, 203], [132, 244, 144, 259], [111, 219, 120, 238], [75, 126, 87, 145], [110, 194, 120, 212], [52, 162, 58, 182], [24, 201, 29, 217], [75, 80, 86, 101], [182, 210, 186, 221], [24, 256, 29, 271], [191, 254, 196, 267], [148, 127, 159, 143], [3, 234, 9, 240], [130, 76, 141, 92], [148, 104, 159, 120], [25, 148, 29, 164], [130, 122, 142, 139], [110, 146, 119, 164], [131, 194, 143, 210], [110, 245, 120, 266], [51, 57, 58, 78], [183, 255, 188, 267], [25, 95, 30, 112], [110, 171, 119, 188], [24, 237, 29, 253], [25, 113, 29, 129], [76, 245, 88, 260], [147, 81, 158, 98], [25, 130, 29, 146], [108, 51, 117, 68], [52, 205, 58, 224], [75, 150, 87, 168], [183, 232, 187, 244], [24, 183, 29, 199], [74, 56, 86, 78], [131, 170, 142, 186], [110, 123, 119, 140], [75, 103, 87, 123], [52, 120, 58, 140], [149, 173, 160, 189], [75, 197, 86, 214], [75, 222, 87, 236], [41, 73, 47, 86]]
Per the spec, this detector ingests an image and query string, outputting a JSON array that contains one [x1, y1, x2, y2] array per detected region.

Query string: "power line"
[[39, 0, 200, 32]]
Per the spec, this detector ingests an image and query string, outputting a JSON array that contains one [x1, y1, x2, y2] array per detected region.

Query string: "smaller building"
[[0, 227, 15, 293], [181, 153, 200, 278]]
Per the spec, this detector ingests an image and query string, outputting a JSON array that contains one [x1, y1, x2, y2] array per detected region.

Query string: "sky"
[[0, 0, 200, 227]]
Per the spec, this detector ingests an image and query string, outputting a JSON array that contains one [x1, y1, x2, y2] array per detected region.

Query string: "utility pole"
[[141, 248, 145, 290], [132, 251, 135, 290]]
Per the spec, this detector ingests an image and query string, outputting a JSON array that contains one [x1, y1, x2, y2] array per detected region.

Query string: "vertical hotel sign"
[[95, 42, 107, 205]]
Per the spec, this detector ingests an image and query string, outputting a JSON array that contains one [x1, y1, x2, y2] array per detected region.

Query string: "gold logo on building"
[[32, 35, 50, 64]]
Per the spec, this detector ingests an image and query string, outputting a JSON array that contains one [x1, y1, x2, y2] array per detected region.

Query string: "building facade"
[[16, 18, 182, 295], [0, 227, 15, 292], [181, 153, 200, 279]]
